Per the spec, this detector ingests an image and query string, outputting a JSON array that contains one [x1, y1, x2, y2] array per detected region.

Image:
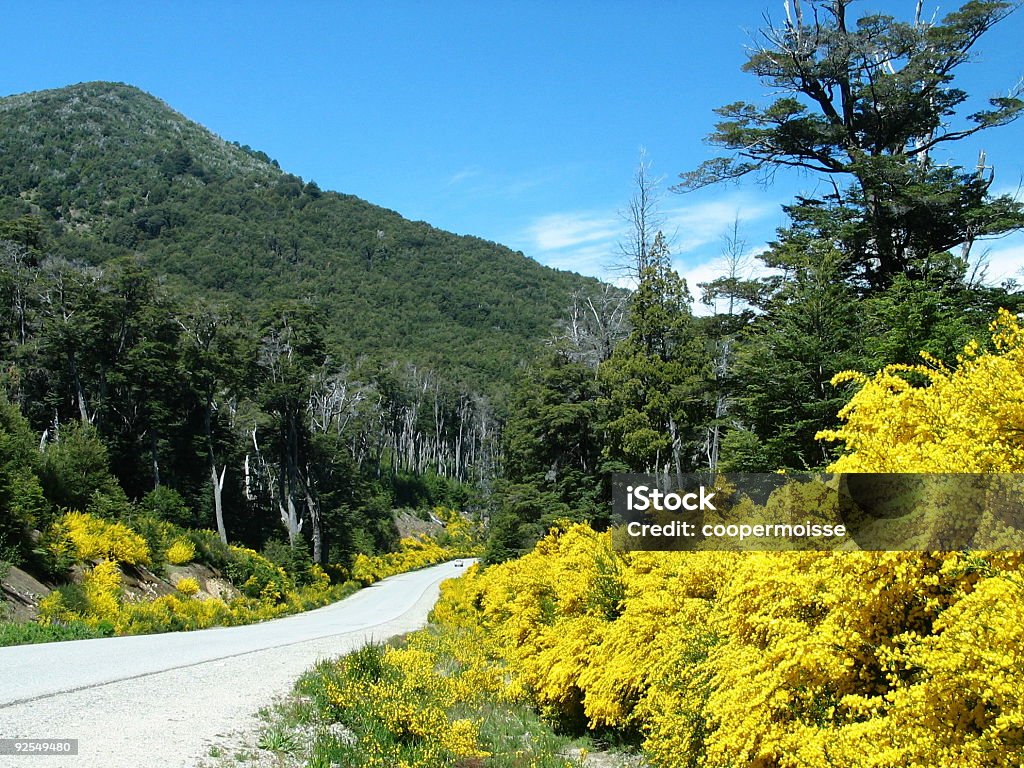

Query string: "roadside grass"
[[0, 619, 113, 646], [203, 628, 623, 768]]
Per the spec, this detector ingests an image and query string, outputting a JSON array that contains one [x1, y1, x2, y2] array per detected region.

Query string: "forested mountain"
[[0, 81, 598, 395], [0, 81, 606, 573]]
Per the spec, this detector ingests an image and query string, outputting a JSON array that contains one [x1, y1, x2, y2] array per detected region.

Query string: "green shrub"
[[84, 489, 135, 521], [262, 538, 316, 586], [227, 546, 292, 601], [37, 422, 124, 514], [33, 525, 77, 578], [51, 583, 89, 615], [186, 529, 231, 570], [138, 486, 193, 527], [323, 563, 350, 584], [130, 515, 185, 573]]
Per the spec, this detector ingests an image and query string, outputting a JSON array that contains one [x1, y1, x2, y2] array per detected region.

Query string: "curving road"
[[0, 560, 468, 768]]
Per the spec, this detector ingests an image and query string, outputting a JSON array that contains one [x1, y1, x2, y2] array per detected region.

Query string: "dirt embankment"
[[393, 509, 445, 539], [1, 566, 52, 622], [1, 561, 238, 623]]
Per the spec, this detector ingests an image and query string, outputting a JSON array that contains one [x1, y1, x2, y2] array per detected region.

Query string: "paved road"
[[0, 560, 469, 768]]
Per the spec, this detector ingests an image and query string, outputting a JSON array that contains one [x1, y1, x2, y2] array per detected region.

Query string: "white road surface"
[[0, 560, 469, 768]]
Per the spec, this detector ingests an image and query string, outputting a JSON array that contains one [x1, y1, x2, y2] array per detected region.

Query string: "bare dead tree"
[[705, 218, 751, 472], [308, 367, 370, 436], [611, 148, 667, 280], [552, 284, 630, 368]]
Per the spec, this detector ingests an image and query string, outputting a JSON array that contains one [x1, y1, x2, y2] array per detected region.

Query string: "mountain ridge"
[[0, 81, 599, 396]]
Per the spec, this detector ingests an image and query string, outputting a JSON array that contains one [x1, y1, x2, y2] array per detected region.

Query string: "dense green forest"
[[0, 82, 605, 581]]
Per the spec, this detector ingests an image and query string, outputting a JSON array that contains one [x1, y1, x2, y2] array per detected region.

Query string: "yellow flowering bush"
[[435, 529, 1024, 766], [300, 638, 491, 767], [286, 621, 595, 767], [165, 538, 196, 565], [36, 591, 74, 625], [36, 546, 362, 638], [432, 505, 482, 550], [422, 312, 1024, 767], [350, 511, 481, 586], [82, 559, 122, 620], [115, 592, 236, 634], [226, 545, 291, 601], [46, 511, 150, 566], [40, 559, 123, 630], [818, 308, 1024, 472], [38, 566, 360, 636], [352, 535, 454, 586], [28, 504, 473, 654]]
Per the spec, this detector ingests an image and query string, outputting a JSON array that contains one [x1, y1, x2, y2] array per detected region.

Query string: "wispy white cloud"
[[527, 211, 621, 251], [441, 165, 568, 201], [518, 192, 778, 285], [499, 173, 558, 199], [445, 166, 483, 187], [663, 198, 776, 256], [679, 245, 779, 317], [540, 243, 617, 277], [516, 186, 1022, 319]]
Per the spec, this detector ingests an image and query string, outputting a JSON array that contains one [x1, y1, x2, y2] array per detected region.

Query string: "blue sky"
[[2, 1, 1023, 303]]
